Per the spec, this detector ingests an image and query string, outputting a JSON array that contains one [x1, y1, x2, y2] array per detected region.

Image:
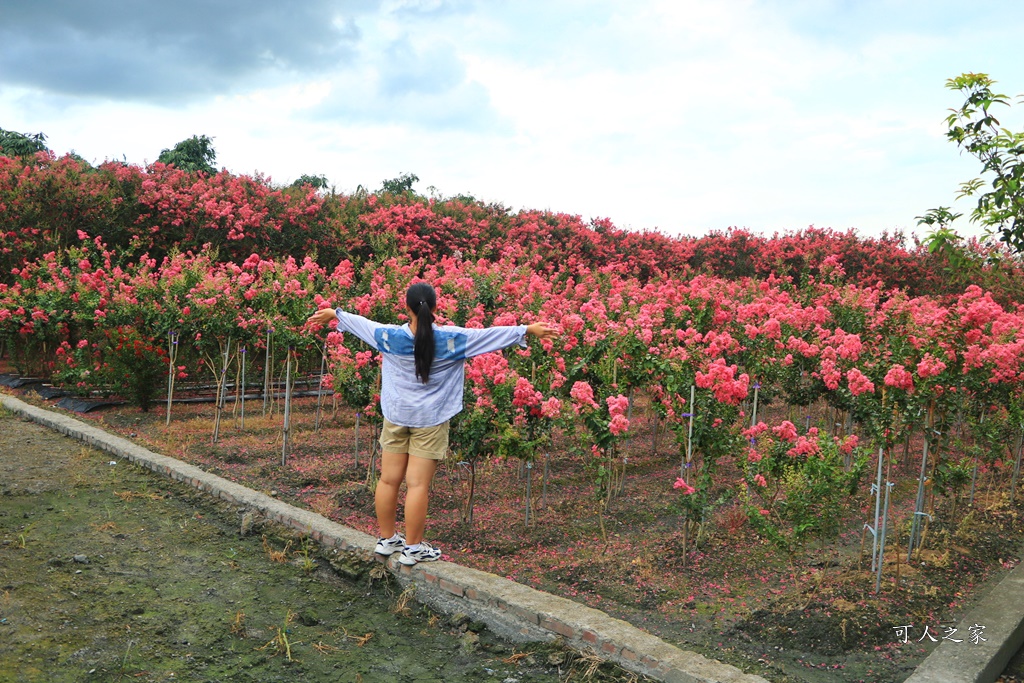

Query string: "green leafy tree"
[[0, 128, 48, 157], [291, 174, 329, 190], [157, 134, 217, 175], [930, 73, 1024, 252], [379, 172, 419, 195]]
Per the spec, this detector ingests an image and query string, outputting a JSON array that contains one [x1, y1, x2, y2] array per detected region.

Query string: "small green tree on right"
[[923, 73, 1024, 253]]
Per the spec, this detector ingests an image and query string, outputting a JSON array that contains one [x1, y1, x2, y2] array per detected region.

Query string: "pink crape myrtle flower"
[[742, 422, 770, 440], [606, 394, 630, 417], [540, 396, 562, 419], [512, 376, 543, 408], [673, 477, 696, 495], [883, 364, 914, 392], [753, 473, 768, 487], [772, 420, 798, 442], [608, 414, 630, 435], [916, 353, 947, 379], [569, 381, 599, 411], [788, 433, 820, 458], [846, 367, 875, 396], [837, 434, 859, 454], [695, 358, 749, 405]]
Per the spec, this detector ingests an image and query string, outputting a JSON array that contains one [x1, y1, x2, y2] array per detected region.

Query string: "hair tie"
[[419, 300, 427, 308]]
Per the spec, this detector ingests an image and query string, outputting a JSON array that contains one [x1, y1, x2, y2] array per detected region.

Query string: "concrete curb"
[[903, 558, 1024, 683], [2, 395, 768, 683]]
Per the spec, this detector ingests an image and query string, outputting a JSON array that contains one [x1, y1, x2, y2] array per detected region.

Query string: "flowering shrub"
[[103, 326, 169, 411], [741, 431, 869, 554]]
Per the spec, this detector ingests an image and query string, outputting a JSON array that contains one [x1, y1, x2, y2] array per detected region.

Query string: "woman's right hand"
[[526, 322, 559, 340], [307, 308, 339, 328]]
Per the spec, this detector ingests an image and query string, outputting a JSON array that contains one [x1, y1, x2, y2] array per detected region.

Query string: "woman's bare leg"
[[403, 455, 438, 545], [376, 451, 408, 538]]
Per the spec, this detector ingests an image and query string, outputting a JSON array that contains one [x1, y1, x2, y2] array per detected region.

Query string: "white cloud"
[[3, 0, 1024, 241]]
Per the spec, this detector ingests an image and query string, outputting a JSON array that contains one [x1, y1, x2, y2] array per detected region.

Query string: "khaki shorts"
[[379, 418, 450, 460]]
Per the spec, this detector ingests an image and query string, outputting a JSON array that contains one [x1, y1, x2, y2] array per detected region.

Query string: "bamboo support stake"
[[751, 382, 759, 428], [263, 329, 273, 416], [916, 516, 931, 563], [165, 331, 179, 427], [524, 461, 533, 526], [212, 339, 231, 444], [354, 412, 361, 469], [652, 408, 660, 458], [908, 402, 934, 561], [314, 344, 327, 432], [239, 347, 246, 431], [894, 533, 901, 590], [969, 411, 985, 507], [541, 453, 550, 510], [281, 348, 293, 465], [682, 385, 695, 478]]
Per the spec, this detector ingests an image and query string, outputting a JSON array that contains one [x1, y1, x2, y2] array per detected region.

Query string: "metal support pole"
[[908, 433, 930, 560], [875, 480, 895, 593], [871, 446, 884, 571]]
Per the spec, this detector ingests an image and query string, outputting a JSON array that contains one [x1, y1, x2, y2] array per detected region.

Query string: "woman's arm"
[[460, 321, 559, 359], [306, 308, 381, 348]]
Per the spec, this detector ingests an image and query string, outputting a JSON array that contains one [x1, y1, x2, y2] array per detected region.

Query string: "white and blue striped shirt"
[[335, 309, 528, 428]]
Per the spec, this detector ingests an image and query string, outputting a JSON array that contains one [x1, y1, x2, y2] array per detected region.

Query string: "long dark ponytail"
[[406, 282, 437, 383]]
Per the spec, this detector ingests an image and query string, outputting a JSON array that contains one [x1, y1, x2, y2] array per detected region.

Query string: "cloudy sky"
[[2, 0, 1023, 240]]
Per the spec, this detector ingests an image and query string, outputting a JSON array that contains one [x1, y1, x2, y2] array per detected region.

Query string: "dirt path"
[[0, 411, 622, 683]]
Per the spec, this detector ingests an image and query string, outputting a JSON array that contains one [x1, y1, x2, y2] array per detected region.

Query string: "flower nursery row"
[[5, 150, 1024, 299], [2, 226, 1023, 557]]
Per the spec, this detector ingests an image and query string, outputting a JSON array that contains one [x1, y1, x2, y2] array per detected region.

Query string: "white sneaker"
[[398, 541, 441, 565], [374, 534, 405, 556]]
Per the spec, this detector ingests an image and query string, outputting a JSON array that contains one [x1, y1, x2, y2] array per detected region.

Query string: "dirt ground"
[[5, 387, 1024, 682], [0, 409, 639, 683]]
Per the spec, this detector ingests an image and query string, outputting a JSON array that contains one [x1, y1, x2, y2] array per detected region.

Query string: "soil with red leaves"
[[21, 391, 1024, 683]]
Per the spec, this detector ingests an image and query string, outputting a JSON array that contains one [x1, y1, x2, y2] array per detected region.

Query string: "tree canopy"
[[156, 135, 217, 175], [0, 128, 49, 157], [927, 73, 1024, 253]]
